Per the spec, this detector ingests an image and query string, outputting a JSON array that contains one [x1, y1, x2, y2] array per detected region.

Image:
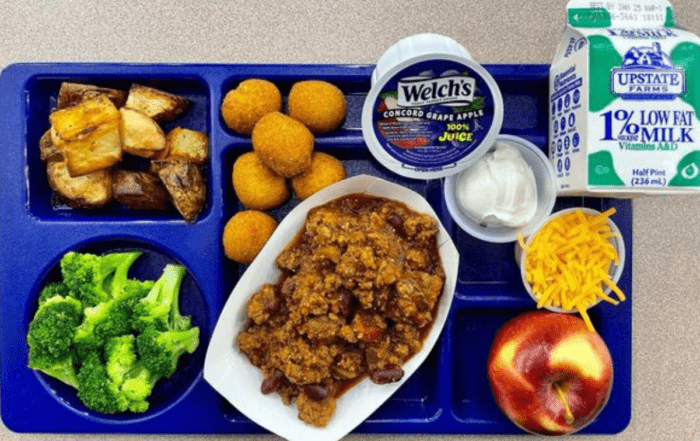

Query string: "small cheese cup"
[[515, 207, 626, 314]]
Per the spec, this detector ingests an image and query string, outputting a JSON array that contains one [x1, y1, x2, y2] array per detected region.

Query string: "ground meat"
[[236, 194, 445, 427], [300, 315, 343, 341], [296, 391, 336, 427], [246, 284, 278, 325]]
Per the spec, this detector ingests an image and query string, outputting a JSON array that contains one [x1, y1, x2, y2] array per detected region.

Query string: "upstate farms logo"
[[397, 75, 476, 107], [611, 42, 685, 100]]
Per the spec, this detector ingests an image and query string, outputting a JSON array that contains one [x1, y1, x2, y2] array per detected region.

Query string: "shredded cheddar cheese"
[[520, 208, 625, 333]]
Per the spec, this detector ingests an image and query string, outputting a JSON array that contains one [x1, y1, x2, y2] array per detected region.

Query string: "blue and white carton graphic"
[[549, 0, 700, 196]]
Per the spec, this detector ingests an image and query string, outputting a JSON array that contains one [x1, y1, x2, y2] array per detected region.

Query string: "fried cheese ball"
[[288, 80, 347, 133], [221, 79, 282, 135], [291, 152, 347, 200], [233, 152, 289, 210], [222, 210, 278, 264], [252, 112, 314, 178]]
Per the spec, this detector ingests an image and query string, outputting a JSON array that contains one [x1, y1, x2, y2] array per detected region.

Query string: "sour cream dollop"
[[455, 142, 537, 228]]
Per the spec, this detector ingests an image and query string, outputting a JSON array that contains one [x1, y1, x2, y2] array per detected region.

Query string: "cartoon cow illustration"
[[622, 42, 673, 68]]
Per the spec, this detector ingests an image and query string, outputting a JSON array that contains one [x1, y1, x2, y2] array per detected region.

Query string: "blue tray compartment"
[[0, 63, 632, 434]]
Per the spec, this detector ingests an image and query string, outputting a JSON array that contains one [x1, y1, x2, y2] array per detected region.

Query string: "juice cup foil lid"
[[362, 34, 504, 179]]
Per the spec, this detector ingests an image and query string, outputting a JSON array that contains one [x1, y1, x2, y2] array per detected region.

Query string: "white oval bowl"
[[204, 175, 459, 441]]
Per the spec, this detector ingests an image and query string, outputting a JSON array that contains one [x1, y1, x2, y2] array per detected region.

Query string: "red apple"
[[487, 311, 613, 435]]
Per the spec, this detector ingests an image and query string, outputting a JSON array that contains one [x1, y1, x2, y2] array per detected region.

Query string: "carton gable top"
[[566, 0, 674, 29]]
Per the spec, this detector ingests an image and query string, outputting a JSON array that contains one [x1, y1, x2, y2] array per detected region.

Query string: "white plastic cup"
[[371, 33, 473, 85], [443, 134, 557, 243], [515, 207, 626, 313]]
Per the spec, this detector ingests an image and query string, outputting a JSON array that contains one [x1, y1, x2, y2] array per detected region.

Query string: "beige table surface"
[[1, 0, 699, 440]]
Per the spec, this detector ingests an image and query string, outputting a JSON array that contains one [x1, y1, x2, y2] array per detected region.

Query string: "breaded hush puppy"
[[222, 210, 277, 264], [291, 152, 347, 200], [233, 152, 289, 210], [288, 80, 346, 133], [252, 112, 314, 178], [221, 79, 282, 135]]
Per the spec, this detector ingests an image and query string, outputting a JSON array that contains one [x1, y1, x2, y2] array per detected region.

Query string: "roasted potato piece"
[[112, 170, 170, 210], [148, 159, 173, 176], [47, 161, 113, 209], [59, 119, 122, 177], [49, 95, 122, 176], [158, 127, 208, 164], [50, 95, 120, 141], [119, 108, 166, 158], [49, 126, 61, 148], [156, 161, 206, 222], [124, 84, 190, 123], [56, 82, 127, 109], [39, 129, 63, 162]]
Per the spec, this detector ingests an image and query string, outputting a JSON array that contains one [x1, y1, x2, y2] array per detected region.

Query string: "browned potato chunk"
[[156, 161, 206, 222], [49, 95, 122, 176], [56, 82, 127, 109], [39, 129, 63, 162], [119, 108, 166, 158], [158, 127, 208, 164], [59, 119, 122, 177], [112, 170, 170, 210], [47, 161, 113, 209], [147, 159, 172, 176], [50, 95, 120, 141], [124, 84, 190, 123]]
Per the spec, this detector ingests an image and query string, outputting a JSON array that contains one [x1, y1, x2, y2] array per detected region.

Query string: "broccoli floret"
[[136, 326, 199, 379], [27, 295, 83, 387], [29, 353, 79, 388], [73, 258, 152, 357], [132, 264, 189, 332], [60, 251, 142, 307], [104, 335, 157, 413], [76, 352, 129, 414], [105, 335, 137, 386], [169, 273, 192, 332], [38, 281, 72, 305], [74, 301, 129, 358], [121, 363, 159, 413]]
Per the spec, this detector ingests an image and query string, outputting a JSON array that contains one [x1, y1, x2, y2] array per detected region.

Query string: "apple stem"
[[553, 383, 575, 424]]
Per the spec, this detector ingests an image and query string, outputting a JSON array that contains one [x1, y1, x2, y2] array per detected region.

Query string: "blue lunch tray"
[[0, 63, 632, 434]]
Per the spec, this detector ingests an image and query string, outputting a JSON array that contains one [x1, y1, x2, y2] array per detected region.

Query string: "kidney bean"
[[304, 384, 329, 401], [386, 213, 405, 234], [369, 364, 404, 384], [260, 369, 285, 394], [338, 290, 352, 317]]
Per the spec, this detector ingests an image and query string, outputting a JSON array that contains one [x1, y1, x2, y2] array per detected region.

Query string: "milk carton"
[[550, 0, 700, 196]]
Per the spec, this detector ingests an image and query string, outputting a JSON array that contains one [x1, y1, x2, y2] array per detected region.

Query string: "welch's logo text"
[[611, 43, 685, 100], [397, 75, 476, 107]]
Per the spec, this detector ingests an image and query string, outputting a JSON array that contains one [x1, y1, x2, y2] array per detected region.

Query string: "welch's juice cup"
[[549, 0, 700, 196], [362, 34, 504, 180]]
